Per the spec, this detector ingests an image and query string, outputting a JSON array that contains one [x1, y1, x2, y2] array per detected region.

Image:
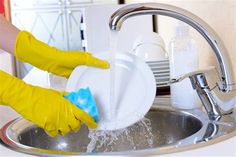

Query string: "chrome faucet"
[[109, 3, 235, 120]]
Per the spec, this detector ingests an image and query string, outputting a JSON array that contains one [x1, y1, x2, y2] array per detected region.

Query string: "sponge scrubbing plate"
[[64, 87, 99, 122]]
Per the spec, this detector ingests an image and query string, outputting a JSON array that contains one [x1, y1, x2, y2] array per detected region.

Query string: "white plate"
[[66, 52, 156, 130]]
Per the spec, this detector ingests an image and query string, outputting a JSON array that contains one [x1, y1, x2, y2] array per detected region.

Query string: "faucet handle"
[[167, 67, 235, 120], [170, 67, 236, 92], [169, 66, 216, 84]]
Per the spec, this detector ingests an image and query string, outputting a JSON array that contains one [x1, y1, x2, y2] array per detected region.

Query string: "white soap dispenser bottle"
[[169, 21, 201, 109]]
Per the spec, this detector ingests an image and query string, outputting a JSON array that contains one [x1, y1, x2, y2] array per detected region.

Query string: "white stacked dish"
[[146, 59, 170, 87]]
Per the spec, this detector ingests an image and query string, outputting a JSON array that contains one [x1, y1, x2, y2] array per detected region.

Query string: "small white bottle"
[[169, 22, 201, 109]]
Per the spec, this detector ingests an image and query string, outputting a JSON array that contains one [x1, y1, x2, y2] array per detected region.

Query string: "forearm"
[[0, 14, 20, 54]]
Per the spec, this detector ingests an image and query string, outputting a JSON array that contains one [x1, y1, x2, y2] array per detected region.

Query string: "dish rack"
[[146, 59, 170, 95]]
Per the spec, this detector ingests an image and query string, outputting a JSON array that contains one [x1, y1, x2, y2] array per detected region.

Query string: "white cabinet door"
[[65, 8, 83, 50], [10, 0, 117, 78], [10, 0, 63, 9], [11, 9, 67, 50]]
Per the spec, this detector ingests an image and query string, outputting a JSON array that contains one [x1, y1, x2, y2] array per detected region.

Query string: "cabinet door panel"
[[10, 0, 63, 9], [11, 9, 67, 49], [66, 8, 83, 50]]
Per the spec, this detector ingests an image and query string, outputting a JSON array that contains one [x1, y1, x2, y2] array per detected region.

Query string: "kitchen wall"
[[126, 0, 236, 82]]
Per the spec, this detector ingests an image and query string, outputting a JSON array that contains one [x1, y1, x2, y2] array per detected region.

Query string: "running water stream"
[[108, 31, 118, 123], [86, 31, 154, 152]]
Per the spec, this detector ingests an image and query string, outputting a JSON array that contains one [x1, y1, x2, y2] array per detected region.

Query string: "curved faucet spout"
[[109, 3, 234, 92]]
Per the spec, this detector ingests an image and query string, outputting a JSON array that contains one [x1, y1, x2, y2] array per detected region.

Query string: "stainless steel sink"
[[1, 101, 236, 156]]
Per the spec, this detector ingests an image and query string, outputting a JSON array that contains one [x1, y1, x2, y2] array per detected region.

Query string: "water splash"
[[86, 117, 154, 152]]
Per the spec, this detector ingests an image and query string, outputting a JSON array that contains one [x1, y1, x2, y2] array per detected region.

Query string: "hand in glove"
[[0, 70, 97, 136], [14, 31, 109, 78]]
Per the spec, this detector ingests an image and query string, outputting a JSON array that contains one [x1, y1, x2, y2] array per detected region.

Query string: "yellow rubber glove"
[[0, 70, 97, 137], [14, 31, 109, 78]]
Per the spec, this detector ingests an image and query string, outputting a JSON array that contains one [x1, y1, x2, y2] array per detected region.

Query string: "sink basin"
[[1, 101, 236, 156]]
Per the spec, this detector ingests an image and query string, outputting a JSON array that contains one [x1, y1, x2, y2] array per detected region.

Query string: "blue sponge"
[[64, 87, 99, 122]]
